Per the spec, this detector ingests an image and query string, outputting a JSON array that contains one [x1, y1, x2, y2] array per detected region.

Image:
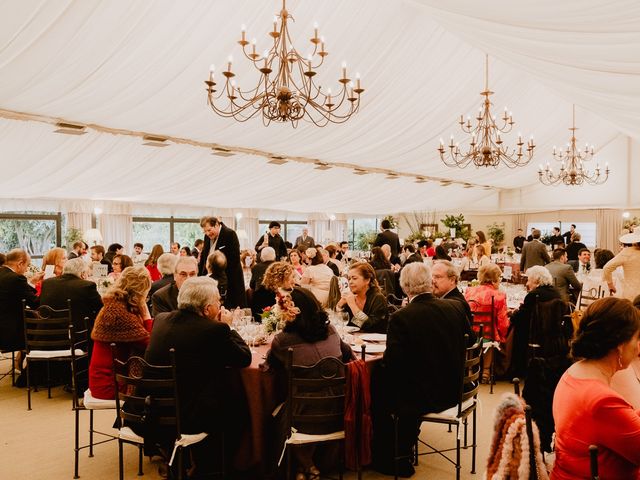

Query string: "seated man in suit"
[[146, 276, 251, 478], [570, 248, 592, 275], [151, 256, 198, 316], [545, 248, 582, 303], [0, 249, 43, 370], [432, 260, 473, 326], [148, 253, 178, 300], [371, 262, 472, 477]]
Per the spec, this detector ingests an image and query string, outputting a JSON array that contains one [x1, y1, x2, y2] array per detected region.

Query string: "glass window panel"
[[132, 222, 170, 252], [284, 223, 306, 244], [173, 222, 202, 251], [347, 218, 379, 252], [0, 219, 57, 258]]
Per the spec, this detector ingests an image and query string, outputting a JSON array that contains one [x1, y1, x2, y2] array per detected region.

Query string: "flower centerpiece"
[[261, 290, 300, 335]]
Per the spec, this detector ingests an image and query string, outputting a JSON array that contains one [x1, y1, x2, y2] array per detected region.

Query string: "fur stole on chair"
[[91, 297, 149, 343], [485, 393, 549, 480]]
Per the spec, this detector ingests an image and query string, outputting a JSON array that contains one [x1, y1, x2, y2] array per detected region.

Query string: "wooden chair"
[[577, 286, 604, 311], [69, 317, 116, 479], [0, 349, 16, 386], [22, 300, 80, 409], [399, 335, 482, 480], [282, 347, 346, 480], [468, 297, 497, 393], [112, 346, 210, 480], [589, 444, 599, 480]]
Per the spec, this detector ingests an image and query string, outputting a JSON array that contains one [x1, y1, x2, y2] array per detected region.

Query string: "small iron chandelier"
[[204, 0, 364, 127], [538, 105, 609, 186], [439, 54, 535, 168]]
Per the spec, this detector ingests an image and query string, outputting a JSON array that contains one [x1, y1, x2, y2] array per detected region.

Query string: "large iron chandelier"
[[439, 55, 535, 168], [538, 105, 609, 186], [204, 0, 364, 127]]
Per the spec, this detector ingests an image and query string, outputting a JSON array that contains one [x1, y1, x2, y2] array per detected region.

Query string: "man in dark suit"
[[371, 262, 472, 476], [146, 276, 251, 477], [549, 227, 565, 248], [373, 219, 401, 259], [520, 229, 551, 271], [198, 216, 247, 308], [562, 224, 576, 245], [570, 248, 592, 274], [294, 227, 315, 250], [513, 228, 526, 253], [152, 256, 198, 317], [255, 221, 288, 261], [40, 258, 102, 334], [68, 241, 87, 260], [431, 260, 473, 326], [566, 233, 587, 262], [0, 249, 43, 355], [545, 248, 582, 302]]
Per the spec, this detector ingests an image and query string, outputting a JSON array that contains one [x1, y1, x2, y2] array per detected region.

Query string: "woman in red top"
[[89, 265, 153, 399], [552, 297, 640, 480], [144, 244, 164, 282]]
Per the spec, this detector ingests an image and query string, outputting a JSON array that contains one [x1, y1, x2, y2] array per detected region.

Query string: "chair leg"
[[490, 347, 495, 394], [47, 361, 52, 399], [463, 418, 468, 447], [286, 443, 291, 480], [456, 425, 461, 480], [11, 351, 16, 386], [339, 439, 344, 480], [471, 408, 477, 474], [26, 358, 32, 410], [393, 414, 399, 480], [177, 447, 183, 480], [88, 410, 95, 457], [137, 444, 143, 476], [221, 433, 225, 478], [118, 440, 124, 480], [74, 408, 80, 479]]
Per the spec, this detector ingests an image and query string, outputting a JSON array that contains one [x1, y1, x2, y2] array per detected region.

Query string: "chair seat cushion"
[[168, 433, 209, 466], [27, 348, 85, 359], [119, 426, 144, 444], [286, 429, 345, 445], [83, 389, 116, 410], [422, 398, 476, 421]]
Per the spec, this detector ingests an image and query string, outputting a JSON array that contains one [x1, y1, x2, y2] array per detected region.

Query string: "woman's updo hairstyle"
[[571, 297, 640, 360]]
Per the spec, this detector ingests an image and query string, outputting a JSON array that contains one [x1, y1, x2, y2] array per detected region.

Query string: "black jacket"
[[0, 266, 39, 351], [443, 287, 473, 329], [255, 233, 288, 261], [151, 282, 179, 317], [40, 273, 102, 332], [373, 230, 401, 258]]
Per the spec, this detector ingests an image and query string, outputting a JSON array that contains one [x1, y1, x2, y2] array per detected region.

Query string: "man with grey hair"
[[432, 260, 472, 325], [371, 262, 473, 476], [151, 255, 198, 316], [250, 246, 275, 291], [40, 258, 103, 333], [146, 276, 251, 477], [148, 252, 178, 299]]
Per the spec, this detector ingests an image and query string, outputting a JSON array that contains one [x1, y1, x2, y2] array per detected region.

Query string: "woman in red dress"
[[144, 244, 164, 282]]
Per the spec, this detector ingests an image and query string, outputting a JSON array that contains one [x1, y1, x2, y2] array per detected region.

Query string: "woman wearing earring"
[[551, 297, 640, 479]]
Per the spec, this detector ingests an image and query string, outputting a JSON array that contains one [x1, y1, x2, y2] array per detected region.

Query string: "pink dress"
[[464, 284, 508, 342]]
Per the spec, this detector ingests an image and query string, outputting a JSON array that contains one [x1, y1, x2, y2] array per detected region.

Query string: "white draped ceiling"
[[0, 0, 638, 215]]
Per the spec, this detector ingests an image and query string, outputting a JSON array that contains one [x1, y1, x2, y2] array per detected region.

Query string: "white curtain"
[[99, 214, 132, 252], [67, 212, 92, 234], [596, 209, 622, 251]]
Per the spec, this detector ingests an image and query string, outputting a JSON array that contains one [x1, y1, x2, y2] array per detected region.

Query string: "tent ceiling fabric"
[[0, 0, 637, 215]]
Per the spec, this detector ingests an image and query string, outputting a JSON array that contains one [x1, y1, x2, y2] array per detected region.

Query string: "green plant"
[[65, 227, 83, 249], [401, 210, 437, 242], [623, 216, 640, 231], [441, 214, 465, 230], [356, 230, 377, 251], [486, 222, 505, 251], [383, 215, 398, 229]]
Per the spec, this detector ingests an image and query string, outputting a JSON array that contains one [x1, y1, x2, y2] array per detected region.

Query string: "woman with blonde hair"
[[144, 244, 164, 282], [35, 247, 67, 294], [89, 266, 153, 399], [464, 263, 508, 382]]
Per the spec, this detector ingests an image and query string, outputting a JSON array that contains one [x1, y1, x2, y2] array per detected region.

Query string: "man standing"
[[294, 227, 315, 250], [40, 258, 102, 334], [566, 233, 587, 262], [373, 219, 402, 259], [527, 227, 536, 242], [513, 229, 526, 253], [562, 224, 576, 245], [549, 227, 565, 247], [520, 229, 551, 271], [198, 216, 246, 308], [146, 277, 251, 478], [152, 256, 198, 316], [0, 249, 43, 354], [545, 248, 582, 302], [255, 221, 288, 261], [431, 260, 472, 325], [371, 262, 472, 476]]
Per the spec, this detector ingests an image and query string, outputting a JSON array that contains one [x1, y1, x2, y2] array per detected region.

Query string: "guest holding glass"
[[552, 297, 640, 480], [464, 263, 508, 382], [336, 262, 388, 333], [89, 266, 153, 400], [264, 286, 353, 480]]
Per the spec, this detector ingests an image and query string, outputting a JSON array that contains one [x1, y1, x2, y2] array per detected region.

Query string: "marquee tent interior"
[[1, 0, 639, 219]]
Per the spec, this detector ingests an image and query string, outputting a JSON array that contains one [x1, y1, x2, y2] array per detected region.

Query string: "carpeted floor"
[[0, 355, 509, 479]]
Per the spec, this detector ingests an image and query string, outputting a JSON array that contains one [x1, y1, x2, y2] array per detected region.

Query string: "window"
[[526, 221, 596, 247], [132, 216, 201, 253], [347, 218, 379, 251], [0, 213, 62, 259], [258, 220, 307, 243], [173, 221, 203, 250], [132, 221, 170, 251]]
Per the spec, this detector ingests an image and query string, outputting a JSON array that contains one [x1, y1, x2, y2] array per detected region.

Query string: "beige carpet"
[[0, 355, 508, 479]]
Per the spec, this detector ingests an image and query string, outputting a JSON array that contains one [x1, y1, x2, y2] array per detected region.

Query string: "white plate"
[[359, 333, 387, 342], [351, 343, 386, 354], [344, 326, 360, 333]]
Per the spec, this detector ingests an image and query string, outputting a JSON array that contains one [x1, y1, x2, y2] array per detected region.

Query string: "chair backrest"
[[457, 334, 482, 415], [468, 296, 495, 341], [69, 317, 90, 409], [530, 297, 573, 360], [285, 347, 346, 435], [578, 286, 604, 311], [22, 299, 73, 353], [375, 269, 396, 297], [111, 344, 179, 436]]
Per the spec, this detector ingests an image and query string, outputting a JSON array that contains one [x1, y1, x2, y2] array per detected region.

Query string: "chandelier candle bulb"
[[313, 22, 319, 40], [342, 61, 347, 79], [241, 25, 246, 42], [273, 16, 277, 32]]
